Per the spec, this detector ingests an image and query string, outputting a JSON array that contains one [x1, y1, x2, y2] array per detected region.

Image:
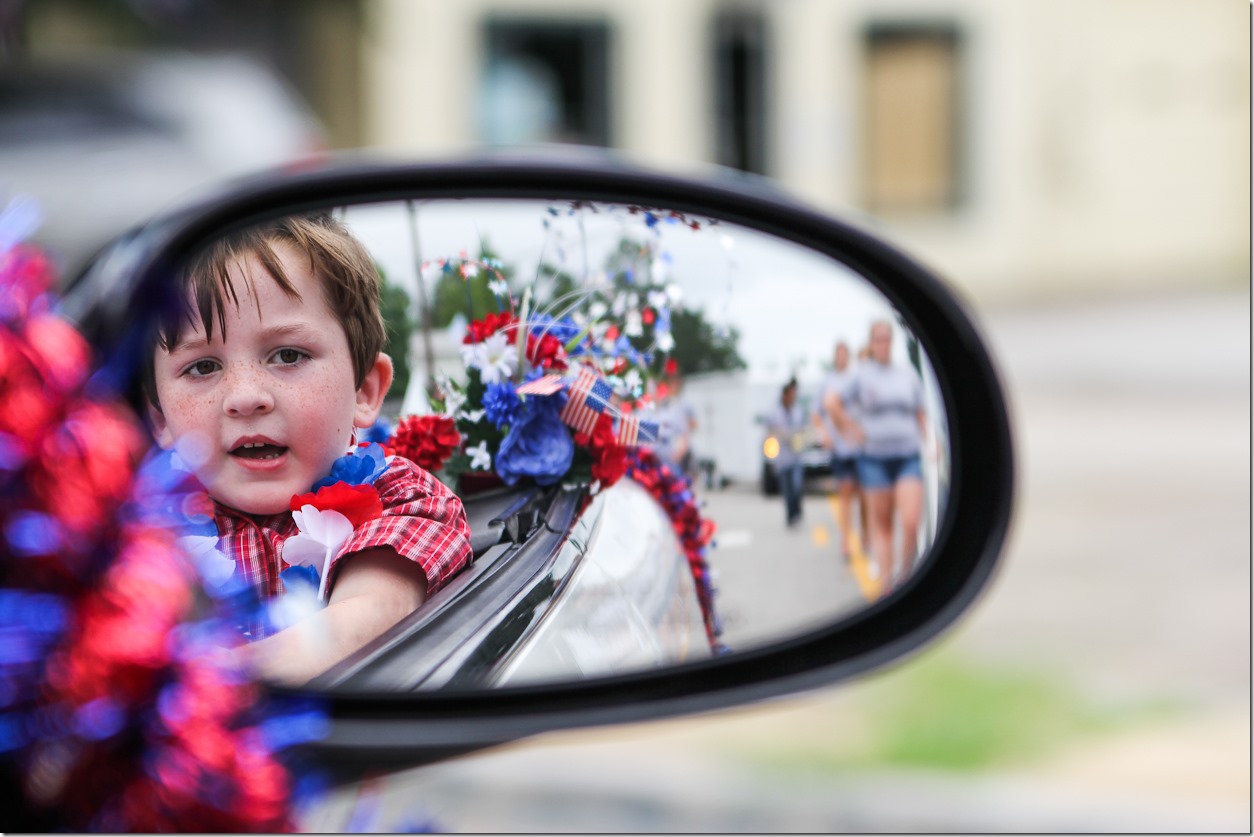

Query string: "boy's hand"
[[238, 547, 427, 686]]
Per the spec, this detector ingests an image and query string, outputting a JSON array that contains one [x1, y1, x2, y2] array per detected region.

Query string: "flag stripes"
[[559, 366, 614, 436], [516, 374, 565, 396]]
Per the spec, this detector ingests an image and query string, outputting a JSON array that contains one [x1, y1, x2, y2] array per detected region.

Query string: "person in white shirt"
[[816, 341, 866, 561], [767, 377, 809, 528], [826, 321, 927, 592]]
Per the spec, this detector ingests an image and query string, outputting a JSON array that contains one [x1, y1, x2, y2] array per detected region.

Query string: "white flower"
[[460, 261, 480, 278], [467, 440, 492, 471], [458, 341, 481, 370], [488, 277, 509, 297], [647, 290, 669, 310], [655, 330, 675, 352], [625, 309, 643, 337], [441, 387, 467, 417], [283, 505, 355, 602], [651, 258, 669, 283], [459, 408, 486, 424], [463, 331, 518, 385], [623, 369, 643, 394]]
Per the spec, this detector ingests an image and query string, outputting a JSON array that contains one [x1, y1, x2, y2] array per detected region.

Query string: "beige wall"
[[361, 0, 1249, 304]]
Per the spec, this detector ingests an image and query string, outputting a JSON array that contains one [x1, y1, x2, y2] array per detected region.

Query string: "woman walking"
[[826, 320, 927, 591]]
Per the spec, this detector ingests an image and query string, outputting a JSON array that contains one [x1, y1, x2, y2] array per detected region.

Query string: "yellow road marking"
[[826, 492, 881, 601]]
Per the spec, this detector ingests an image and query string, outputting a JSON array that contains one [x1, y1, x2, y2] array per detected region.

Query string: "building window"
[[479, 19, 610, 147], [862, 23, 963, 212], [712, 8, 769, 175]]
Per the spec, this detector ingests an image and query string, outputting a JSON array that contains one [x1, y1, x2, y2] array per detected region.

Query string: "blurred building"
[[6, 0, 1248, 302], [360, 0, 1250, 303]]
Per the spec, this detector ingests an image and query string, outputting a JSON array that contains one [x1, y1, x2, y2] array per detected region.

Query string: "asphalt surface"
[[704, 483, 876, 653], [303, 287, 1250, 833]]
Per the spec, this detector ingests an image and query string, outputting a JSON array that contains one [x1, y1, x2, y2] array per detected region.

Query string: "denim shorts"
[[856, 453, 923, 490], [830, 454, 859, 483]]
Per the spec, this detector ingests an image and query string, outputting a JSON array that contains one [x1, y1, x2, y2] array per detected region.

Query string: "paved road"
[[703, 481, 873, 652], [304, 288, 1250, 833]]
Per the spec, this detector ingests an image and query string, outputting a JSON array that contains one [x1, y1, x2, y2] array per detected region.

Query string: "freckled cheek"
[[293, 377, 355, 440], [163, 390, 218, 433]]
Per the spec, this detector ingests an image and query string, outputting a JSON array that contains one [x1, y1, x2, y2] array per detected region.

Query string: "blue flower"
[[361, 417, 393, 445], [280, 564, 320, 596], [482, 381, 522, 428], [528, 314, 582, 345], [495, 402, 574, 487], [313, 442, 389, 490], [612, 335, 646, 365], [654, 307, 671, 333]]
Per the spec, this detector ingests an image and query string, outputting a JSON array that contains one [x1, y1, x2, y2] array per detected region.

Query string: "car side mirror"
[[57, 155, 1014, 785]]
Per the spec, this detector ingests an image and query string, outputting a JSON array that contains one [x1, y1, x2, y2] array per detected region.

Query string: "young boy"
[[143, 212, 472, 685]]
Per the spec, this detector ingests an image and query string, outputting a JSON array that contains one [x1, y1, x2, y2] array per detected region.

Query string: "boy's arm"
[[235, 546, 427, 686]]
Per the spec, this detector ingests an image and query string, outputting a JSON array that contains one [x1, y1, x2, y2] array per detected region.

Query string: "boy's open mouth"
[[230, 442, 288, 461]]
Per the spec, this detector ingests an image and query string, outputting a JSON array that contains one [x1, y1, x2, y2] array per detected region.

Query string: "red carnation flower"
[[463, 311, 518, 345], [526, 332, 568, 371], [584, 413, 629, 488], [290, 482, 384, 529], [388, 414, 461, 473]]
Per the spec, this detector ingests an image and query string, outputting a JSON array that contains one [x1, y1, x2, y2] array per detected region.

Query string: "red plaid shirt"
[[214, 456, 472, 601]]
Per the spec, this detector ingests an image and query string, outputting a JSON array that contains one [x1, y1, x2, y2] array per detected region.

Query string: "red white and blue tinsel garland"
[[0, 212, 327, 831], [625, 448, 725, 650]]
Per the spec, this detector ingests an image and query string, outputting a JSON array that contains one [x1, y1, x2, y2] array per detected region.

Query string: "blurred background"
[[1, 0, 1248, 831]]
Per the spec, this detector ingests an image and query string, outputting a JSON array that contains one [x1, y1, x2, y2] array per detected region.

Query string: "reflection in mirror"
[[149, 198, 949, 692]]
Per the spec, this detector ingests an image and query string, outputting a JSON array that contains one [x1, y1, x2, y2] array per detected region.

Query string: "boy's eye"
[[272, 348, 308, 365], [184, 359, 220, 378]]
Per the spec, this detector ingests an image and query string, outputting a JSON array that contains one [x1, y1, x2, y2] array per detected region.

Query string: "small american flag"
[[559, 366, 614, 435], [614, 415, 660, 447], [516, 374, 565, 396]]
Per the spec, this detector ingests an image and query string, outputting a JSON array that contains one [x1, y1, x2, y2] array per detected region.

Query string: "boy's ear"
[[147, 404, 176, 449], [354, 353, 394, 428]]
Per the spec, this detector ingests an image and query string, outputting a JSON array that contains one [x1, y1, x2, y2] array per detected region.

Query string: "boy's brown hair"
[[143, 212, 387, 410]]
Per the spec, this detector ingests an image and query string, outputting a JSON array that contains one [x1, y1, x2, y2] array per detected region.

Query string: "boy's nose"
[[222, 369, 275, 417]]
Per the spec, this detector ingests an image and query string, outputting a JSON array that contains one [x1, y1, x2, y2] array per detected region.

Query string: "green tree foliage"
[[429, 242, 516, 328], [666, 308, 746, 376], [377, 268, 415, 400]]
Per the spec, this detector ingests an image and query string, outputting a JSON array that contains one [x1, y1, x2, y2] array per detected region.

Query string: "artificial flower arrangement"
[[383, 204, 724, 648]]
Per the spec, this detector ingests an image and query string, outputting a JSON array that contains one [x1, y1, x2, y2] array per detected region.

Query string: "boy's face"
[[150, 241, 389, 515]]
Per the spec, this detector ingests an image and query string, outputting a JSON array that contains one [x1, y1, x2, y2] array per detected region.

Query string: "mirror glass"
[[141, 197, 950, 691]]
